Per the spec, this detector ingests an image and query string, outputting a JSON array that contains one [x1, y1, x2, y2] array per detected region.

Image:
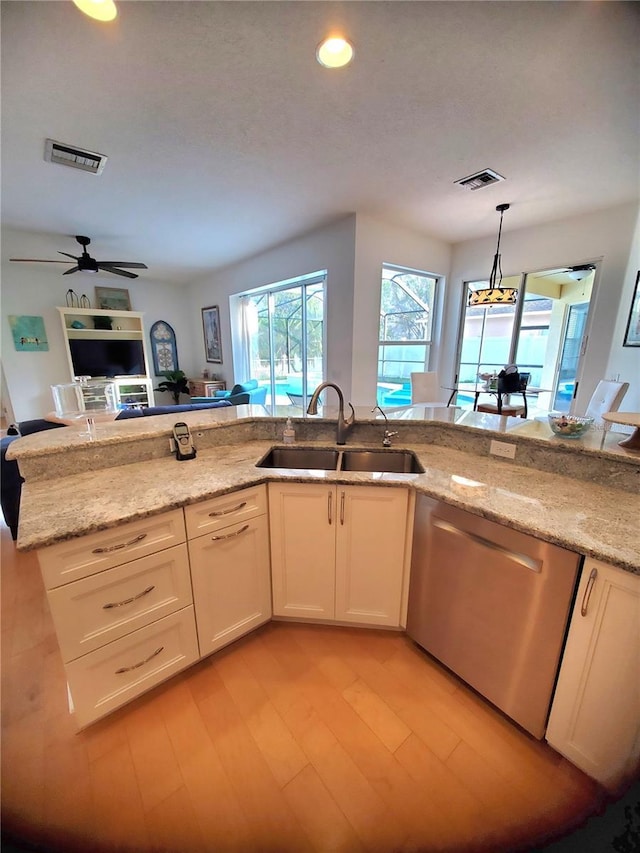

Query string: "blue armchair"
[[212, 379, 267, 406]]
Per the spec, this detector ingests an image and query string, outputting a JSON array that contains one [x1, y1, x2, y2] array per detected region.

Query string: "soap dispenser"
[[283, 417, 296, 444]]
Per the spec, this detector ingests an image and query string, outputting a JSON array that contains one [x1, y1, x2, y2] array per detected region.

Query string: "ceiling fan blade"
[[10, 258, 73, 263], [58, 251, 80, 260], [96, 264, 138, 279], [62, 266, 79, 275], [98, 262, 148, 269]]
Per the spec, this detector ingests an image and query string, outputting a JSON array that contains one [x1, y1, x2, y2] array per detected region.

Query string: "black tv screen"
[[69, 338, 145, 378]]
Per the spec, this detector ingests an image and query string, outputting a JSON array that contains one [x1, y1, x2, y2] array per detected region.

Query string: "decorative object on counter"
[[94, 285, 131, 311], [65, 288, 80, 307], [8, 315, 49, 351], [69, 320, 86, 329], [468, 203, 518, 307], [92, 314, 113, 330], [202, 305, 222, 363], [51, 378, 119, 440], [154, 369, 190, 405], [150, 320, 178, 375], [202, 368, 209, 379], [79, 294, 91, 308], [548, 414, 594, 438], [601, 411, 640, 450], [622, 270, 640, 346]]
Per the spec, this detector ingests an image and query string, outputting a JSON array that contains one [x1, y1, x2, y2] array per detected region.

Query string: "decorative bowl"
[[547, 414, 594, 438]]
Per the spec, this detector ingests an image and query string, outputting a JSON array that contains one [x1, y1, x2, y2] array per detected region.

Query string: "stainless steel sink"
[[256, 446, 424, 474], [340, 449, 424, 474], [256, 447, 340, 470]]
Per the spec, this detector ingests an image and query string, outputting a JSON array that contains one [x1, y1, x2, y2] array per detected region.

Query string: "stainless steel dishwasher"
[[407, 495, 581, 738]]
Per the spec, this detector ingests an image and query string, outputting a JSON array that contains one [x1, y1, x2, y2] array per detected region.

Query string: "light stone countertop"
[[16, 436, 640, 575]]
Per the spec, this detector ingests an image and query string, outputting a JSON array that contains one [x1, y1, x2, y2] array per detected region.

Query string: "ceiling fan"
[[538, 263, 596, 281], [9, 235, 148, 279]]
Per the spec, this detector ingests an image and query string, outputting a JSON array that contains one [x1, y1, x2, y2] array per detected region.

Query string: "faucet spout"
[[307, 382, 355, 445], [372, 405, 398, 447]]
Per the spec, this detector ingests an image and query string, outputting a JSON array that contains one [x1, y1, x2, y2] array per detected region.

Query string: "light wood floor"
[[1, 523, 606, 853]]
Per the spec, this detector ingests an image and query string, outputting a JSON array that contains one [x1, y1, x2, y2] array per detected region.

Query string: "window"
[[232, 272, 325, 409], [377, 266, 437, 406]]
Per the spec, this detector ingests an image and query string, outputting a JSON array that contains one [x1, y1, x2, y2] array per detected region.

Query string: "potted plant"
[[154, 370, 189, 405]]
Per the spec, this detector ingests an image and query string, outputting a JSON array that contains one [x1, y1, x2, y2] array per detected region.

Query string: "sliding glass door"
[[456, 267, 595, 413], [235, 272, 325, 409]]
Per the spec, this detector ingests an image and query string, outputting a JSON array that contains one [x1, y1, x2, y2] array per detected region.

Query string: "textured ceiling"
[[1, 0, 639, 285]]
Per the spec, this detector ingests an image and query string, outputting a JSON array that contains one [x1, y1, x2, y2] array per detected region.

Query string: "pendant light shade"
[[468, 204, 518, 307]]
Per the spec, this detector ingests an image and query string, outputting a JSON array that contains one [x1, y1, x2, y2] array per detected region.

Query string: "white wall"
[[186, 216, 357, 396], [444, 202, 640, 413], [1, 228, 197, 420], [351, 215, 452, 406]]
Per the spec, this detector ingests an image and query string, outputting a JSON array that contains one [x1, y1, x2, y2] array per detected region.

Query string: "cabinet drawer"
[[184, 484, 267, 539], [65, 606, 199, 729], [38, 509, 186, 589], [47, 544, 193, 662]]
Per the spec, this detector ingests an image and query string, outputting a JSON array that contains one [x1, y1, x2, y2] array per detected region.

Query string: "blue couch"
[[211, 379, 267, 406], [1, 400, 232, 540]]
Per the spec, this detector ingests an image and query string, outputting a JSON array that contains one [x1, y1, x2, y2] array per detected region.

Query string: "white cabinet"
[[186, 486, 272, 656], [38, 510, 199, 728], [269, 482, 412, 627], [546, 558, 640, 789], [57, 306, 153, 408]]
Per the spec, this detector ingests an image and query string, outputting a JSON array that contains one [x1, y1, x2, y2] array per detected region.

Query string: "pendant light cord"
[[489, 206, 505, 291]]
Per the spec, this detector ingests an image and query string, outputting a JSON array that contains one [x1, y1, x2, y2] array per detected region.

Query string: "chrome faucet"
[[307, 382, 355, 445], [372, 405, 398, 447]]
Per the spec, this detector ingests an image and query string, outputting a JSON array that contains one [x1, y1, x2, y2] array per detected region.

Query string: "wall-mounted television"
[[69, 338, 146, 378]]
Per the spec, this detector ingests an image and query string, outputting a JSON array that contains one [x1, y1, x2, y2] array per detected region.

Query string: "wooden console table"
[[188, 379, 226, 397]]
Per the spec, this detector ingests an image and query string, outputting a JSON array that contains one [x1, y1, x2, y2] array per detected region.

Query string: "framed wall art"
[[202, 305, 222, 363], [623, 271, 640, 347], [150, 320, 179, 375], [94, 286, 132, 311], [8, 315, 49, 351]]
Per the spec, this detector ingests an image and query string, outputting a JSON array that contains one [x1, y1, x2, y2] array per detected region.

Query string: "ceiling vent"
[[44, 138, 108, 175], [454, 169, 505, 191]]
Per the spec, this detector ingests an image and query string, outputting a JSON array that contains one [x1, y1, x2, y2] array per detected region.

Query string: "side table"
[[188, 379, 227, 398]]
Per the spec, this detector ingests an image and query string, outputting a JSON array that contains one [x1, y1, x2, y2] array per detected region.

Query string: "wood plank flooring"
[[1, 523, 607, 853]]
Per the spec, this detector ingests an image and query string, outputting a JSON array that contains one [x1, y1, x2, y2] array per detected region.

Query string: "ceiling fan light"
[[316, 37, 354, 69], [73, 0, 118, 23]]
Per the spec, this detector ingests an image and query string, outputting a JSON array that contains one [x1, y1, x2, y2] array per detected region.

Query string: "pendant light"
[[468, 203, 518, 307]]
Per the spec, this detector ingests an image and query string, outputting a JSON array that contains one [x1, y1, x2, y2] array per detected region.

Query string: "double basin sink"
[[257, 446, 425, 475]]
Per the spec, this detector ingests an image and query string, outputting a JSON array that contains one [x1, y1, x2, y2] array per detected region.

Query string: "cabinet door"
[[269, 482, 336, 619], [546, 559, 640, 788], [335, 486, 409, 627], [188, 515, 272, 656]]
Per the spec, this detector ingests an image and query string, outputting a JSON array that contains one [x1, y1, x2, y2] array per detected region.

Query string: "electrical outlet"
[[489, 440, 517, 460]]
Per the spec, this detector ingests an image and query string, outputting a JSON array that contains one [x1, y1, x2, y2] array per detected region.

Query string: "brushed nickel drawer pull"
[[340, 491, 345, 526], [208, 501, 247, 517], [211, 523, 250, 541], [581, 568, 598, 617], [115, 646, 164, 674], [102, 585, 155, 610], [328, 492, 333, 525], [432, 518, 542, 573], [92, 533, 147, 554]]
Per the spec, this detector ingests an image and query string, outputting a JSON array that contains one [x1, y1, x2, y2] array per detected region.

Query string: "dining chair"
[[410, 372, 441, 405], [584, 380, 629, 425]]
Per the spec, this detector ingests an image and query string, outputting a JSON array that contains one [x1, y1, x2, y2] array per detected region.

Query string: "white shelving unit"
[[57, 307, 154, 408]]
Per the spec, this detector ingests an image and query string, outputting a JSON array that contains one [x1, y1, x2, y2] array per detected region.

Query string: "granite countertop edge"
[[16, 439, 640, 576]]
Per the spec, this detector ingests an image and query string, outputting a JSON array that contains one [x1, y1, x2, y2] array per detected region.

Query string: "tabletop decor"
[[622, 270, 640, 346], [202, 305, 222, 363]]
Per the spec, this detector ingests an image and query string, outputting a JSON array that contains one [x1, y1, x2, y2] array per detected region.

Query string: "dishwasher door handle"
[[432, 517, 542, 573]]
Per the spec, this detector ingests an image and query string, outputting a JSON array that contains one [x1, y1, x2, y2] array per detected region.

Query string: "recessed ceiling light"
[[73, 0, 118, 23], [316, 36, 354, 69]]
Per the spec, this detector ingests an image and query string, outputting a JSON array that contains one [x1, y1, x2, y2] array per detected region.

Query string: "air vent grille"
[[44, 139, 107, 175], [454, 169, 505, 191]]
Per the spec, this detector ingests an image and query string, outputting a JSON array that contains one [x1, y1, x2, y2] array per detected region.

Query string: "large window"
[[377, 266, 437, 406], [232, 271, 325, 409]]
